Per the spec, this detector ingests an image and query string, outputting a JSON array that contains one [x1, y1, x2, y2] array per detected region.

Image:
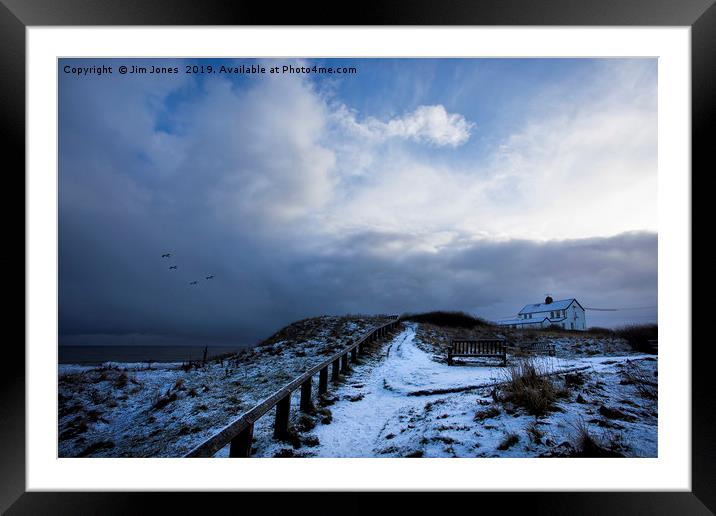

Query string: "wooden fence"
[[185, 317, 401, 458]]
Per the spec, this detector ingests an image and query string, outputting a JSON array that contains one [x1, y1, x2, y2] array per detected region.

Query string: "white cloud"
[[149, 74, 338, 226], [320, 60, 657, 244], [333, 104, 474, 147]]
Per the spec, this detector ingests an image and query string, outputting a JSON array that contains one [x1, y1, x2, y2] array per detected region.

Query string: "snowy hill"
[[58, 316, 657, 458], [58, 315, 392, 457]]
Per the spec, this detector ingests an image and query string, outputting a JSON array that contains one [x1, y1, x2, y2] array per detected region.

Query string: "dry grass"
[[497, 432, 520, 450], [569, 419, 624, 457], [151, 387, 178, 410], [526, 422, 544, 444], [614, 324, 658, 353], [620, 360, 657, 400], [77, 440, 115, 457], [500, 360, 560, 416], [474, 406, 501, 421]]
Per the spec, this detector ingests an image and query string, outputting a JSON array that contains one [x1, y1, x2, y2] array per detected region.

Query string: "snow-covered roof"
[[496, 317, 548, 326], [518, 298, 580, 314]]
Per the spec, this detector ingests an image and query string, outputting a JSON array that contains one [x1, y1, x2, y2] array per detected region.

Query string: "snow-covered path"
[[302, 324, 655, 458], [309, 324, 508, 457]]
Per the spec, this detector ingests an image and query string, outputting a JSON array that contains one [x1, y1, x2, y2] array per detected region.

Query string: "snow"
[[58, 315, 391, 457], [59, 317, 657, 458], [242, 324, 657, 458], [519, 298, 577, 313]]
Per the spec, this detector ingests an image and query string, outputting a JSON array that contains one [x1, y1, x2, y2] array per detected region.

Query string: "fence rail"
[[185, 317, 401, 458]]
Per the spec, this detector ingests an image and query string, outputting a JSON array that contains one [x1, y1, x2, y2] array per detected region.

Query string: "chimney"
[[545, 296, 553, 304]]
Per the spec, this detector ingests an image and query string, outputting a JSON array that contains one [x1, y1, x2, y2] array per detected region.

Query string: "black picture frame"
[[4, 0, 711, 513]]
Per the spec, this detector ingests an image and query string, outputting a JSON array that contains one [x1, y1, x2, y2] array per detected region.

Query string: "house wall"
[[504, 319, 550, 330], [566, 303, 586, 330], [518, 301, 587, 331]]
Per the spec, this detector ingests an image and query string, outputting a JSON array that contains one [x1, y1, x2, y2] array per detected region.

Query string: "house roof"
[[496, 317, 549, 326], [518, 298, 581, 314]]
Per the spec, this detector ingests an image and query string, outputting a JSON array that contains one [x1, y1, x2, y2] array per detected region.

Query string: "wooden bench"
[[448, 339, 507, 366], [522, 341, 556, 356]]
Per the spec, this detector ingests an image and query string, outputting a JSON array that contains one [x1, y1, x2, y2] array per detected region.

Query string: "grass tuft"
[[497, 432, 520, 450], [569, 419, 624, 457], [500, 359, 558, 416]]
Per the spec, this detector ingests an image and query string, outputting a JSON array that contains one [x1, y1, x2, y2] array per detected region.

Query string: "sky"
[[58, 58, 658, 346]]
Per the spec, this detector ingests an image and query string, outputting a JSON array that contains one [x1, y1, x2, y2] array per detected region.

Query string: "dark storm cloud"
[[60, 217, 657, 345]]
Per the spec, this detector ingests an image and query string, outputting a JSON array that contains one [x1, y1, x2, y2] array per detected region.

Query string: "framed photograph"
[[6, 0, 711, 513]]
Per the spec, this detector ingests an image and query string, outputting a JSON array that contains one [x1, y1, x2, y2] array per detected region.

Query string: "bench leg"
[[447, 353, 452, 366]]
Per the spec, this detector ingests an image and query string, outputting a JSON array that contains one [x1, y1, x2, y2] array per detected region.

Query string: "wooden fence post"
[[351, 347, 357, 362], [331, 358, 340, 382], [300, 377, 313, 412], [229, 423, 254, 457], [341, 353, 349, 373], [274, 395, 290, 440], [318, 366, 328, 394]]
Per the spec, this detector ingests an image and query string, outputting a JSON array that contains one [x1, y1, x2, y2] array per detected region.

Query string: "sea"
[[58, 345, 248, 365]]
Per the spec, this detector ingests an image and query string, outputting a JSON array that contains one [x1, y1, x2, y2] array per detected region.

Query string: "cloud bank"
[[58, 58, 657, 345]]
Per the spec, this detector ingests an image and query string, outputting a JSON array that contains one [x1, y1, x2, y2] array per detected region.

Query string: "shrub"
[[500, 360, 557, 416], [474, 406, 500, 421], [112, 372, 128, 389], [614, 324, 658, 353], [587, 327, 616, 336], [620, 360, 657, 399], [399, 311, 492, 328], [526, 422, 544, 444], [497, 432, 520, 450], [564, 372, 585, 388], [151, 389, 177, 410], [569, 419, 624, 457]]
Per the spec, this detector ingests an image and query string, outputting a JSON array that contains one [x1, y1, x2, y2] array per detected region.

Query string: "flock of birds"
[[161, 252, 214, 286]]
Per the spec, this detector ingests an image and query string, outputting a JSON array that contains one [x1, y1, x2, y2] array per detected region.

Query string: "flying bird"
[[161, 253, 171, 258], [205, 275, 214, 280], [189, 281, 198, 285], [169, 265, 177, 270]]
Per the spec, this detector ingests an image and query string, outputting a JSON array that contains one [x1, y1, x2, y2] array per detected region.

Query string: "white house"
[[496, 296, 586, 331]]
